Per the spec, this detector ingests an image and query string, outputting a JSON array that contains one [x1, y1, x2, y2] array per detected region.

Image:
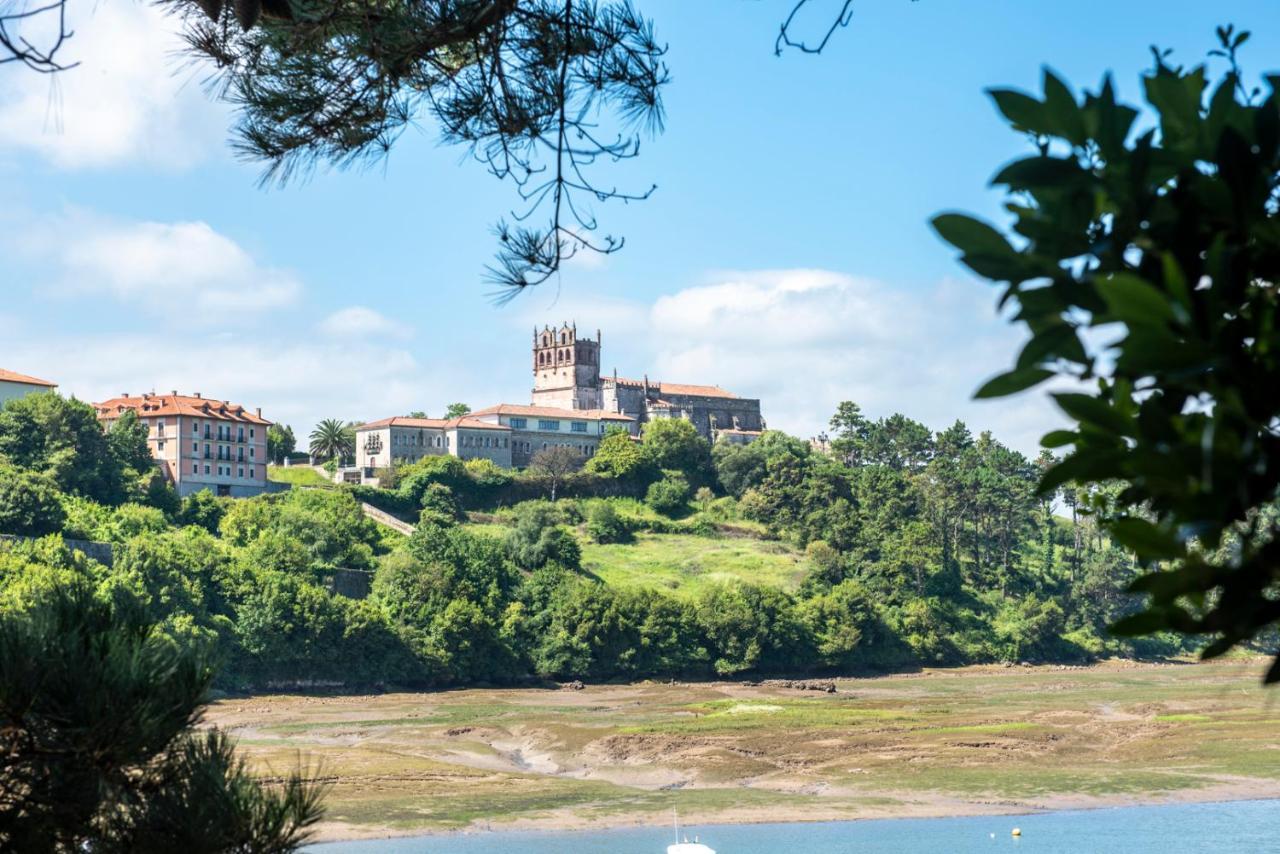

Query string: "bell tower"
[[532, 322, 602, 410]]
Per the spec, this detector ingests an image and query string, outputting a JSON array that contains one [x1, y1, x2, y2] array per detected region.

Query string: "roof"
[[358, 416, 450, 430], [0, 369, 56, 387], [357, 415, 510, 432], [93, 393, 271, 425], [604, 377, 741, 399], [470, 403, 634, 421]]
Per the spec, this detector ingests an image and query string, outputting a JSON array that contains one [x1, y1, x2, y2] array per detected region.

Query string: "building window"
[[205, 464, 210, 475], [238, 467, 244, 478], [538, 419, 559, 431], [510, 417, 527, 429], [571, 421, 587, 433], [238, 427, 245, 442], [192, 441, 198, 452], [192, 462, 198, 474], [249, 448, 255, 458], [193, 421, 199, 435], [157, 441, 165, 451], [249, 428, 254, 439]]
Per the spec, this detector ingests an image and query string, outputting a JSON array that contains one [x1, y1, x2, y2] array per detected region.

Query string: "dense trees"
[[0, 387, 1190, 694], [0, 394, 155, 506]]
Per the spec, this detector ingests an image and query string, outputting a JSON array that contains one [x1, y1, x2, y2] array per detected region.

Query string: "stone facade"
[[469, 404, 634, 468], [531, 323, 603, 410], [355, 416, 513, 470], [94, 391, 271, 498]]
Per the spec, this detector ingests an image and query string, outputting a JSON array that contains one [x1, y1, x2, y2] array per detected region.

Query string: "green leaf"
[[988, 88, 1048, 133], [1051, 393, 1135, 436], [1110, 609, 1171, 637], [930, 213, 1016, 257], [1108, 517, 1184, 560], [974, 367, 1054, 399], [1036, 448, 1124, 494], [1042, 68, 1085, 144], [1039, 430, 1077, 448], [1098, 273, 1176, 325], [992, 155, 1083, 189]]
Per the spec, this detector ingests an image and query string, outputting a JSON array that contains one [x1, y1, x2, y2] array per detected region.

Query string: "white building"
[[0, 369, 57, 407]]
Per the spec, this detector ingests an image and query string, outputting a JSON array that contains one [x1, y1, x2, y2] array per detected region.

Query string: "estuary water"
[[311, 799, 1280, 853]]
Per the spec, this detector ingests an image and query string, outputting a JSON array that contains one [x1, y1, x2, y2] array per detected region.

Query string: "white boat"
[[667, 812, 716, 854]]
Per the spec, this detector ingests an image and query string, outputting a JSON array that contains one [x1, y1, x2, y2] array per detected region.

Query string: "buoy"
[[1011, 827, 1022, 837]]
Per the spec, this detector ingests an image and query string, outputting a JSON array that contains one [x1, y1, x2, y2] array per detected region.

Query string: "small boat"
[[668, 811, 715, 854]]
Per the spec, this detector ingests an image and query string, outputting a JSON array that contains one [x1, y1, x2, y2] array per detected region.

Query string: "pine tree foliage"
[[0, 589, 325, 852]]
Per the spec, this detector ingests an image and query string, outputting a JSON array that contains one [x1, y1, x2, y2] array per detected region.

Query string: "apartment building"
[[94, 391, 271, 497]]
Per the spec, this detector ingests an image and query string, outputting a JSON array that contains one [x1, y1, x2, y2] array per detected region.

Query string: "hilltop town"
[[4, 321, 765, 499]]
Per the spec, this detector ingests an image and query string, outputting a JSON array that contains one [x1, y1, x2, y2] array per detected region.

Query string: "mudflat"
[[205, 659, 1280, 842]]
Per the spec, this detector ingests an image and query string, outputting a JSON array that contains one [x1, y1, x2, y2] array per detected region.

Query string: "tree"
[[528, 445, 582, 501], [0, 393, 148, 506], [0, 465, 65, 537], [585, 427, 652, 481], [267, 424, 297, 464], [645, 472, 691, 518], [640, 419, 713, 486], [308, 418, 354, 464], [932, 29, 1280, 679], [0, 589, 324, 850], [444, 403, 472, 420]]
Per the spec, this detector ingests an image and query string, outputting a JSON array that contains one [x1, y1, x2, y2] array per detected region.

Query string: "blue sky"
[[3, 0, 1276, 451]]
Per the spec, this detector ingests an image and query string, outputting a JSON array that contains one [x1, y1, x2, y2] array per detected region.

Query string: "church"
[[530, 322, 765, 443]]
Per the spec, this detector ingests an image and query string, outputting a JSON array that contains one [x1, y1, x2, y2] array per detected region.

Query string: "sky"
[[2, 0, 1277, 453]]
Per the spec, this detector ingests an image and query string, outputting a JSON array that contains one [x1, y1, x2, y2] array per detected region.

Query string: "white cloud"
[[0, 330, 445, 437], [644, 269, 1067, 454], [319, 306, 413, 340], [23, 214, 301, 316], [0, 2, 224, 169]]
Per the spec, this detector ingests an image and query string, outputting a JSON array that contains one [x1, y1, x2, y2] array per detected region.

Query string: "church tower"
[[531, 322, 602, 410]]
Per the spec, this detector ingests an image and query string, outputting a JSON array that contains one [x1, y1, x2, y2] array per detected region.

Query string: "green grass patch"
[[266, 465, 333, 488], [1154, 713, 1212, 723], [581, 532, 807, 596]]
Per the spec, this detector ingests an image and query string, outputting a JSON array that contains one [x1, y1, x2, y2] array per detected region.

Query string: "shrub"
[[420, 483, 462, 520], [505, 503, 582, 571], [645, 472, 691, 518], [586, 501, 630, 544], [0, 466, 65, 537]]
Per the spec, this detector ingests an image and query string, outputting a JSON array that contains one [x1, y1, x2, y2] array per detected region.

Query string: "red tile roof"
[[604, 377, 740, 399], [93, 393, 271, 425], [358, 416, 450, 430], [470, 403, 634, 421], [0, 369, 56, 387], [357, 415, 511, 432]]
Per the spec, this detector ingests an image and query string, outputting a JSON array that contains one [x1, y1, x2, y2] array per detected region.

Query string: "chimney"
[[256, 407, 261, 417], [171, 389, 177, 396], [194, 392, 201, 399], [121, 392, 128, 398]]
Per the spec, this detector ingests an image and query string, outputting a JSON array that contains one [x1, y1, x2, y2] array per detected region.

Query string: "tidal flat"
[[205, 658, 1280, 842]]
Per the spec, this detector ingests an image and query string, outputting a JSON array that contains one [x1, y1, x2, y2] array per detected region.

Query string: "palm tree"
[[309, 419, 354, 464]]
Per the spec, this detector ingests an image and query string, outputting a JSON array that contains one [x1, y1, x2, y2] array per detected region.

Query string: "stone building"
[[94, 391, 270, 497], [469, 404, 634, 467], [531, 322, 764, 442], [354, 416, 513, 471]]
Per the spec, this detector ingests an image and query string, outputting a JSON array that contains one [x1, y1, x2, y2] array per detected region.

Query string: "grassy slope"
[[267, 465, 334, 488], [211, 659, 1280, 838], [581, 533, 807, 597], [464, 521, 808, 596]]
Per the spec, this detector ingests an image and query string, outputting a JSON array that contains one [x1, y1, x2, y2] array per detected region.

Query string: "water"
[[309, 799, 1280, 853]]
